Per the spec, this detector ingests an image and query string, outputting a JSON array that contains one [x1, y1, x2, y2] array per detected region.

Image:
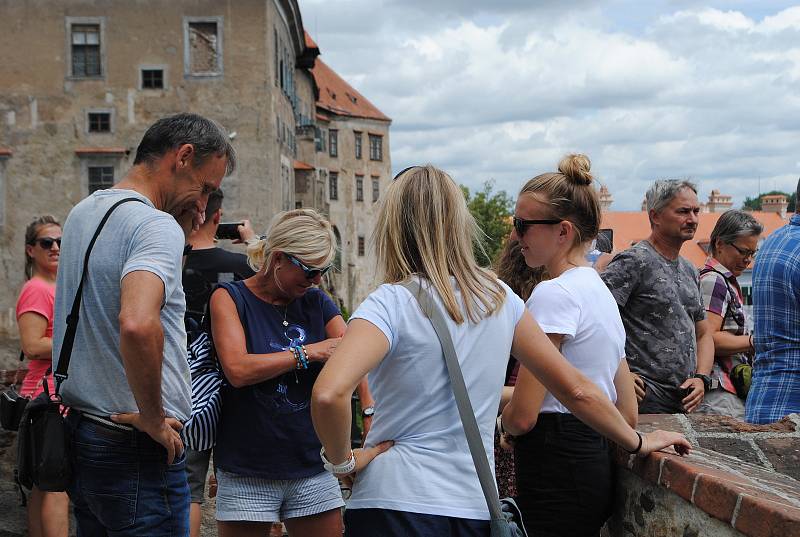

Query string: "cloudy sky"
[[300, 0, 800, 210]]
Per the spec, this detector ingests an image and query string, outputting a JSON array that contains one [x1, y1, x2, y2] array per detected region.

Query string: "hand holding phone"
[[215, 222, 244, 240]]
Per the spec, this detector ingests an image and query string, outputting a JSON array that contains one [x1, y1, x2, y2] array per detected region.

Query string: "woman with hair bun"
[[210, 209, 350, 537], [500, 154, 638, 536]]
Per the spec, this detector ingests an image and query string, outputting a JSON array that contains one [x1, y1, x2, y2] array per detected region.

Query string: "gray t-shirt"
[[601, 240, 705, 413], [53, 189, 191, 421]]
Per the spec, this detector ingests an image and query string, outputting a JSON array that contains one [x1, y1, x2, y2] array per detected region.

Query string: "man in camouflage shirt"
[[602, 180, 714, 414]]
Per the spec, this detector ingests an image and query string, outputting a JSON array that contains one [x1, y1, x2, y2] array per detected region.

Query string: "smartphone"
[[597, 228, 614, 253], [215, 222, 244, 240]]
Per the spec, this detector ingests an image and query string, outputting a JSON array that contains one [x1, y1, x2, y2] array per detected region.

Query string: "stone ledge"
[[613, 413, 800, 537]]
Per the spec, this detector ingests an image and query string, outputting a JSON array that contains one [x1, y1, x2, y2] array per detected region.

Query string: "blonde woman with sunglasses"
[[210, 209, 364, 537]]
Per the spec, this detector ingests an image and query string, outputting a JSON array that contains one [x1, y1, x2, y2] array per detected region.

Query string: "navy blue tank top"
[[213, 280, 341, 479]]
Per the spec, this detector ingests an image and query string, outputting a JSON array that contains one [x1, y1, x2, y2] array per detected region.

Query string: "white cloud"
[[301, 1, 800, 209]]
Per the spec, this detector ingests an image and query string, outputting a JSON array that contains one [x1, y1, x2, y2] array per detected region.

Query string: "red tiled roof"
[[293, 159, 314, 171], [75, 147, 127, 155], [311, 58, 390, 122], [0, 148, 11, 157], [304, 32, 318, 50], [316, 112, 330, 122], [601, 210, 788, 268]]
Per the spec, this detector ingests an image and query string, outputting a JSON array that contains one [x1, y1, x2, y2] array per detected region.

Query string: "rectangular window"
[[356, 175, 364, 202], [369, 134, 383, 161], [88, 166, 114, 193], [315, 127, 327, 152], [372, 176, 380, 203], [184, 18, 223, 76], [87, 112, 111, 133], [329, 172, 338, 201], [141, 68, 164, 89], [358, 236, 365, 257], [295, 201, 303, 209], [329, 130, 338, 158], [71, 24, 101, 77], [354, 131, 362, 159]]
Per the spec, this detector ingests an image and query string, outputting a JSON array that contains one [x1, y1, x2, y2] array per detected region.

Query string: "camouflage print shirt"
[[601, 240, 705, 413]]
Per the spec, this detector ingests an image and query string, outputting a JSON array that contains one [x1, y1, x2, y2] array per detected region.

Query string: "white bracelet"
[[320, 447, 356, 475]]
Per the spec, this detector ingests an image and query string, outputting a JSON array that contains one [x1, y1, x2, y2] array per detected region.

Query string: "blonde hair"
[[519, 153, 601, 248], [246, 209, 336, 273], [374, 165, 506, 324]]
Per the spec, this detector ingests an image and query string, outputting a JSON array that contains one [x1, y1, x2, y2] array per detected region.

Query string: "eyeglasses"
[[512, 216, 562, 237], [729, 242, 757, 259], [30, 237, 61, 249], [285, 253, 332, 280]]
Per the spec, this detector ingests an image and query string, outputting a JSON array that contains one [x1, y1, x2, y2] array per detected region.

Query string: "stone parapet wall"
[[608, 413, 800, 537]]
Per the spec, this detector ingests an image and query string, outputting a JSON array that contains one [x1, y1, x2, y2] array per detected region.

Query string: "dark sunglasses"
[[729, 242, 757, 259], [512, 217, 562, 237], [285, 253, 332, 279], [30, 237, 61, 249]]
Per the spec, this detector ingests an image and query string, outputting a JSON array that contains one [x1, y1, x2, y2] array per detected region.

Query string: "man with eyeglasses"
[[601, 179, 714, 415], [746, 179, 800, 424]]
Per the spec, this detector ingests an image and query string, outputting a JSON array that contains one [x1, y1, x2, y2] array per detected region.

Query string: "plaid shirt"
[[699, 257, 749, 395], [746, 214, 800, 424]]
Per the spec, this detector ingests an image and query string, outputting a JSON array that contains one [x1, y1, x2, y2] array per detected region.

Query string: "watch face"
[[362, 407, 375, 417]]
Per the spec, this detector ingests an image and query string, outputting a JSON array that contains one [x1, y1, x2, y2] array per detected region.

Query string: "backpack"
[[183, 282, 246, 451]]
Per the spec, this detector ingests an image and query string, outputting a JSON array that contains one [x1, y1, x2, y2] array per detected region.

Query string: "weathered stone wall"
[[0, 0, 327, 363]]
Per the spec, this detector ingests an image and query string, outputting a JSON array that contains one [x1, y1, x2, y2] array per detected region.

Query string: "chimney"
[[599, 185, 613, 211], [761, 194, 788, 219]]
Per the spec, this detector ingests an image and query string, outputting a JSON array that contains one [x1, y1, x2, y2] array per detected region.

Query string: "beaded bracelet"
[[292, 345, 309, 370]]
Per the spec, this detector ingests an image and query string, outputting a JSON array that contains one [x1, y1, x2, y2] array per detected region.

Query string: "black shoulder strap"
[[54, 197, 147, 393]]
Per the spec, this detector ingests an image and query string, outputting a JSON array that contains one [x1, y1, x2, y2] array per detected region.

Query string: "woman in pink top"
[[16, 215, 69, 537]]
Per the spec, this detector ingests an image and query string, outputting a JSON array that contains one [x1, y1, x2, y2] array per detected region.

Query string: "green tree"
[[742, 190, 796, 212], [461, 180, 514, 267]]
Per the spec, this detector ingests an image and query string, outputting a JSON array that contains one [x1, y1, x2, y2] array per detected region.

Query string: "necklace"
[[271, 303, 289, 327]]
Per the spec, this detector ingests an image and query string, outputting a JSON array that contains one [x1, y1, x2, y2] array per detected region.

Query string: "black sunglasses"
[[30, 237, 61, 249], [285, 253, 332, 280], [512, 217, 562, 237]]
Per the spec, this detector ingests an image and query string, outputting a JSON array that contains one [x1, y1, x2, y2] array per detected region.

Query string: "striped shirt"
[[745, 214, 800, 424], [699, 258, 749, 395]]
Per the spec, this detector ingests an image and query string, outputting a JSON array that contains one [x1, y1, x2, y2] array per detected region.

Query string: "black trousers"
[[513, 413, 614, 537], [345, 508, 489, 537]]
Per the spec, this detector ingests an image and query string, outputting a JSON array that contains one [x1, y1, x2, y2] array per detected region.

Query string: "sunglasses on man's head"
[[285, 253, 332, 279], [30, 237, 61, 249], [512, 217, 562, 237]]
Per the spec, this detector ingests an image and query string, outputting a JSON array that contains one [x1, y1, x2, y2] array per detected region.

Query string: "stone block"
[[756, 437, 800, 481], [637, 414, 686, 434], [688, 413, 797, 433], [698, 437, 763, 465]]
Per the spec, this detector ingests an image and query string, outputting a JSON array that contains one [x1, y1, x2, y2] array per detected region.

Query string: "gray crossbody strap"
[[400, 279, 504, 521]]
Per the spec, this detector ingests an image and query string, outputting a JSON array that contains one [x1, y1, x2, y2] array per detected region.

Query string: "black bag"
[[0, 385, 29, 431], [15, 197, 145, 494]]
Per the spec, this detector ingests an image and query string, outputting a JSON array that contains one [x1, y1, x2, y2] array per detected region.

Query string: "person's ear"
[[175, 144, 195, 170], [213, 209, 222, 226], [25, 244, 35, 258]]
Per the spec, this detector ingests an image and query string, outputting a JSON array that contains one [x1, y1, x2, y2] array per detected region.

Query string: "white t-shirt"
[[527, 266, 625, 414], [348, 276, 526, 520]]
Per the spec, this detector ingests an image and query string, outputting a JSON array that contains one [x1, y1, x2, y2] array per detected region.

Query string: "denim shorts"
[[215, 468, 344, 522], [186, 447, 212, 504], [66, 411, 190, 537]]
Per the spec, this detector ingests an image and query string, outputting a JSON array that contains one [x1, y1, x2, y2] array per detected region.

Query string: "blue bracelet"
[[293, 345, 309, 369]]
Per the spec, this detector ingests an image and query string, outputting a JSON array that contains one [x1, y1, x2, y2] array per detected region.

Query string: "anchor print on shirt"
[[257, 323, 312, 415]]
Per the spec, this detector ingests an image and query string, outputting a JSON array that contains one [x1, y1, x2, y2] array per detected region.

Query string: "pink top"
[[16, 278, 56, 397]]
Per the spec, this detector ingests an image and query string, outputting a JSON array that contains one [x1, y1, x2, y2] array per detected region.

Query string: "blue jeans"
[[66, 412, 190, 537]]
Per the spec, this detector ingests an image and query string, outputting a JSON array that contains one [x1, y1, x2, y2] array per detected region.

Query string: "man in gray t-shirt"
[[602, 180, 714, 414], [52, 113, 235, 535]]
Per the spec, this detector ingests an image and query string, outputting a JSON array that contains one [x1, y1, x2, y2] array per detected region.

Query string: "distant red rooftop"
[[311, 58, 390, 122], [0, 148, 12, 157], [293, 159, 314, 171]]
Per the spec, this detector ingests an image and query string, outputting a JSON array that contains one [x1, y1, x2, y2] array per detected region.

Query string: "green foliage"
[[461, 180, 514, 267], [742, 190, 796, 212]]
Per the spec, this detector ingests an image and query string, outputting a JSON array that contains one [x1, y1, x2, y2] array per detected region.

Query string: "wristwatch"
[[693, 373, 713, 392], [361, 406, 375, 418]]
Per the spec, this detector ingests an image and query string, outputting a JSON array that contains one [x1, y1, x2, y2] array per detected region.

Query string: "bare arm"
[[613, 358, 638, 428], [498, 386, 514, 413], [501, 334, 562, 436], [18, 312, 52, 360], [114, 270, 183, 462], [312, 319, 393, 468], [211, 288, 342, 388], [694, 318, 714, 376], [512, 311, 690, 456], [706, 311, 752, 356]]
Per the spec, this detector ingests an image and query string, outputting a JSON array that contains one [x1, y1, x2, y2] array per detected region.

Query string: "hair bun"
[[558, 154, 593, 186]]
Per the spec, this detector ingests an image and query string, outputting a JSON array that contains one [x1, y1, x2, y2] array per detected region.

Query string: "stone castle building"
[[0, 0, 391, 343]]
